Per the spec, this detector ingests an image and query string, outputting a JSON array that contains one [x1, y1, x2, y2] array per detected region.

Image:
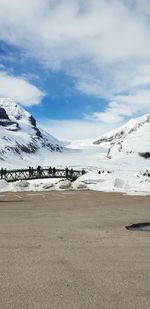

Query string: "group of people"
[[28, 166, 86, 178], [136, 170, 150, 177], [28, 166, 56, 177], [28, 166, 47, 177], [143, 170, 150, 177], [98, 170, 112, 174]]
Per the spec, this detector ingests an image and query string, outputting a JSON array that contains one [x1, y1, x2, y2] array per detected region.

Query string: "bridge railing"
[[0, 167, 86, 182]]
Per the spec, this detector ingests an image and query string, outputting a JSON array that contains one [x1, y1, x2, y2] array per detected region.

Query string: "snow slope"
[[93, 114, 150, 158], [0, 98, 63, 165]]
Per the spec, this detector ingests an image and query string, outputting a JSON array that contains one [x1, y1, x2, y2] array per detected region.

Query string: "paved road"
[[0, 191, 150, 309]]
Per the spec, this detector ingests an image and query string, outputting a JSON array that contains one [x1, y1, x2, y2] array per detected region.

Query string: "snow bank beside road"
[[0, 171, 150, 195], [0, 178, 88, 192], [76, 172, 150, 195]]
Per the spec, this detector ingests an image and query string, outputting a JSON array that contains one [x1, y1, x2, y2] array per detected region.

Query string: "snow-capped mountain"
[[0, 98, 63, 162], [93, 114, 150, 158]]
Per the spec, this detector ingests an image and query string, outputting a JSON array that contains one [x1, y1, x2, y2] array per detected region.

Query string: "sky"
[[0, 0, 150, 140]]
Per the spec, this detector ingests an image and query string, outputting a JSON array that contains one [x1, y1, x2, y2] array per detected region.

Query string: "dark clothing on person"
[[52, 167, 56, 176], [48, 167, 52, 174], [37, 166, 42, 176], [65, 168, 69, 177]]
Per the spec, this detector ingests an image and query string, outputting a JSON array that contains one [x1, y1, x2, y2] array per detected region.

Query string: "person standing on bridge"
[[29, 167, 32, 177], [65, 168, 69, 178], [70, 168, 73, 176], [48, 167, 52, 174], [1, 168, 4, 178], [37, 166, 42, 177], [31, 167, 34, 176], [1, 168, 6, 178], [29, 167, 34, 177], [52, 167, 56, 176]]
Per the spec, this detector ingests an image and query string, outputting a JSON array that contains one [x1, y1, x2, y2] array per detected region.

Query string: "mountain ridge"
[[0, 98, 63, 162], [93, 114, 150, 159]]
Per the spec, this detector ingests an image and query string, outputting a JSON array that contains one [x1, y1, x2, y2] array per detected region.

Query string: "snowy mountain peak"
[[118, 114, 150, 134], [93, 114, 150, 159], [0, 98, 63, 163], [0, 98, 31, 124], [94, 114, 150, 146]]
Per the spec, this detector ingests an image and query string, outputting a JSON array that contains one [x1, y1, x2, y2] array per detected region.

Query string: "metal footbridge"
[[0, 167, 86, 183]]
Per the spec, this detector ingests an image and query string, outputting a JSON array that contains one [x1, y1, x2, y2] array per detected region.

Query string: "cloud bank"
[[0, 72, 45, 106], [0, 0, 150, 120], [40, 119, 117, 141]]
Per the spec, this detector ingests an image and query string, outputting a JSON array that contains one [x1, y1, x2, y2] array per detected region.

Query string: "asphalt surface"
[[0, 191, 150, 309]]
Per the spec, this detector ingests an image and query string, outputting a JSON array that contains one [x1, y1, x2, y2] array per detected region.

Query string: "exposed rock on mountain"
[[0, 98, 63, 162], [93, 114, 150, 159]]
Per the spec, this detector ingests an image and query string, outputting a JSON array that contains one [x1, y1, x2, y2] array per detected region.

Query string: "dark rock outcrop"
[[30, 116, 36, 127], [0, 107, 9, 120]]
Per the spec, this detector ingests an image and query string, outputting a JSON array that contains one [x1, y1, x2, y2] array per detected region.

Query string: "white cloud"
[[39, 119, 118, 141], [0, 1, 150, 122], [0, 1, 149, 67], [93, 90, 150, 123], [0, 72, 45, 106]]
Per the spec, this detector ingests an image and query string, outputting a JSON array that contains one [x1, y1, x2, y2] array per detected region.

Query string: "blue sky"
[[0, 40, 106, 118], [0, 0, 150, 140], [0, 39, 110, 139]]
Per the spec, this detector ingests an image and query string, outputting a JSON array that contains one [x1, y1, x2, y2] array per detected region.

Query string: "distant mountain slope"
[[93, 114, 150, 158], [0, 98, 63, 162]]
